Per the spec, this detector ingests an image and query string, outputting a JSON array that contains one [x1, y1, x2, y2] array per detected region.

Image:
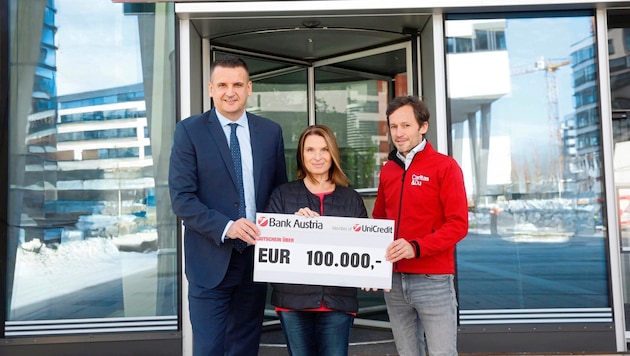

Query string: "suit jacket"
[[169, 108, 288, 289]]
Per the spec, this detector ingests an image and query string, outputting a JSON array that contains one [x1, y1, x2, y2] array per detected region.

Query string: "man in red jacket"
[[373, 95, 469, 356]]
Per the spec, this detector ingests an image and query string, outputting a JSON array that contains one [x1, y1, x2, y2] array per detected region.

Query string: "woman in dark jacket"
[[265, 124, 368, 356]]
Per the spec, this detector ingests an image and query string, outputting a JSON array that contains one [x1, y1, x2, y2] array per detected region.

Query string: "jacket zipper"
[[393, 167, 407, 272]]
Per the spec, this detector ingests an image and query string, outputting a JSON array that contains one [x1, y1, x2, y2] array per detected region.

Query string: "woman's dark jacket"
[[264, 179, 368, 313]]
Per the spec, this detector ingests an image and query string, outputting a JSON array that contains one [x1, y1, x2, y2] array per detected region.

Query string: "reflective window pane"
[[447, 14, 611, 324], [314, 49, 405, 190], [7, 0, 178, 335], [608, 11, 630, 333], [249, 64, 308, 182], [315, 75, 387, 190]]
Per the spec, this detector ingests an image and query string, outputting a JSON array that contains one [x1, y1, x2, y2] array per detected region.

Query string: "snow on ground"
[[10, 235, 157, 311]]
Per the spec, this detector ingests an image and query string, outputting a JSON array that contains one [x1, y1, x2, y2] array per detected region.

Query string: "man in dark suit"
[[169, 55, 288, 356]]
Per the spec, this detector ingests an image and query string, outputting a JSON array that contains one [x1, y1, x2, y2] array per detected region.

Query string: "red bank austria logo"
[[353, 224, 361, 232], [257, 216, 269, 227]]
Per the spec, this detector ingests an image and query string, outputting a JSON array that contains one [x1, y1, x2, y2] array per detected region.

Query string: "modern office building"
[[3, 0, 630, 355]]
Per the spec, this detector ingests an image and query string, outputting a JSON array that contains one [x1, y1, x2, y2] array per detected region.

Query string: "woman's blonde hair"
[[296, 125, 350, 187]]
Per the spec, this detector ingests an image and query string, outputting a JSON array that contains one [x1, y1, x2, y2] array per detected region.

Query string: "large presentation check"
[[254, 213, 394, 289]]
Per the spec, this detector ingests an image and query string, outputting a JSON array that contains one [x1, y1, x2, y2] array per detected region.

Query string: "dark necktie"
[[229, 123, 248, 253]]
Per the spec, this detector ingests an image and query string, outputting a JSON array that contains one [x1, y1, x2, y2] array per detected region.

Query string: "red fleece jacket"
[[373, 141, 469, 274]]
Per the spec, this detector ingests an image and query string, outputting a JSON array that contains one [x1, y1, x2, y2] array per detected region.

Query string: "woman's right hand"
[[295, 207, 320, 217]]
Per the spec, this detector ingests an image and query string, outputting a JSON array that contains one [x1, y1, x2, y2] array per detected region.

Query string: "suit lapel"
[[247, 113, 262, 208]]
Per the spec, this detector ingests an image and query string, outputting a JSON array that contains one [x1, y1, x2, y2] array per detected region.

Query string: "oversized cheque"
[[254, 213, 394, 289]]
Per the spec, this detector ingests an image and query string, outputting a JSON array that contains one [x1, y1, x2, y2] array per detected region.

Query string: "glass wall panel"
[[7, 0, 178, 336], [447, 14, 611, 325], [608, 11, 630, 337]]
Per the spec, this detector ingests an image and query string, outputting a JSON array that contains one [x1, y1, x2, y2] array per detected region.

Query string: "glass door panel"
[[314, 47, 407, 193], [314, 72, 389, 190], [249, 69, 309, 182]]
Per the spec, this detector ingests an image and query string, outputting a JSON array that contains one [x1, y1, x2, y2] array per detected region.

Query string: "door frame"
[[177, 4, 447, 355]]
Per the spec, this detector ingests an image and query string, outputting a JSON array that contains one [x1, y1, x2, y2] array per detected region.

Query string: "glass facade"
[[3, 0, 630, 354], [608, 12, 630, 337], [447, 14, 611, 324], [6, 0, 178, 336]]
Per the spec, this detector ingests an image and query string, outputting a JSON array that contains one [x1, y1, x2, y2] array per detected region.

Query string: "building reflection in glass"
[[447, 15, 611, 325], [608, 14, 630, 333], [7, 0, 177, 336]]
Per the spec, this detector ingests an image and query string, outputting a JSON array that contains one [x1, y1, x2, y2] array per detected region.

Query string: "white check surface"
[[254, 213, 394, 289]]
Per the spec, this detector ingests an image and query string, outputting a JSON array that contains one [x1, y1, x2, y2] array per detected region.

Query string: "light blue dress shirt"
[[216, 111, 256, 242]]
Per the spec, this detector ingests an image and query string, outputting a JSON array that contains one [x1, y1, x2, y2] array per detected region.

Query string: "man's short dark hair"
[[386, 95, 430, 126], [210, 55, 249, 78]]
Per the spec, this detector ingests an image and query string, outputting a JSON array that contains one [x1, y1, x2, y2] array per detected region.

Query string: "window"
[[6, 0, 178, 337], [446, 13, 609, 326]]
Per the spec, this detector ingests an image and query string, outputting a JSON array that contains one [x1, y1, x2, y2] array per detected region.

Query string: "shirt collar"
[[216, 110, 248, 128], [396, 138, 426, 169]]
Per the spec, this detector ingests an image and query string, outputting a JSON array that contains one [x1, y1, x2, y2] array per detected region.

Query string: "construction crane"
[[511, 56, 571, 129], [511, 56, 571, 181]]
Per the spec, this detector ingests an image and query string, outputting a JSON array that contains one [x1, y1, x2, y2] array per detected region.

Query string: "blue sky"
[[494, 16, 593, 137], [55, 0, 142, 95], [491, 16, 594, 177]]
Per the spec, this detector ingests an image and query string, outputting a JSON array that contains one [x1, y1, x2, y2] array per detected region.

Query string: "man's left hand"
[[386, 239, 412, 262]]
